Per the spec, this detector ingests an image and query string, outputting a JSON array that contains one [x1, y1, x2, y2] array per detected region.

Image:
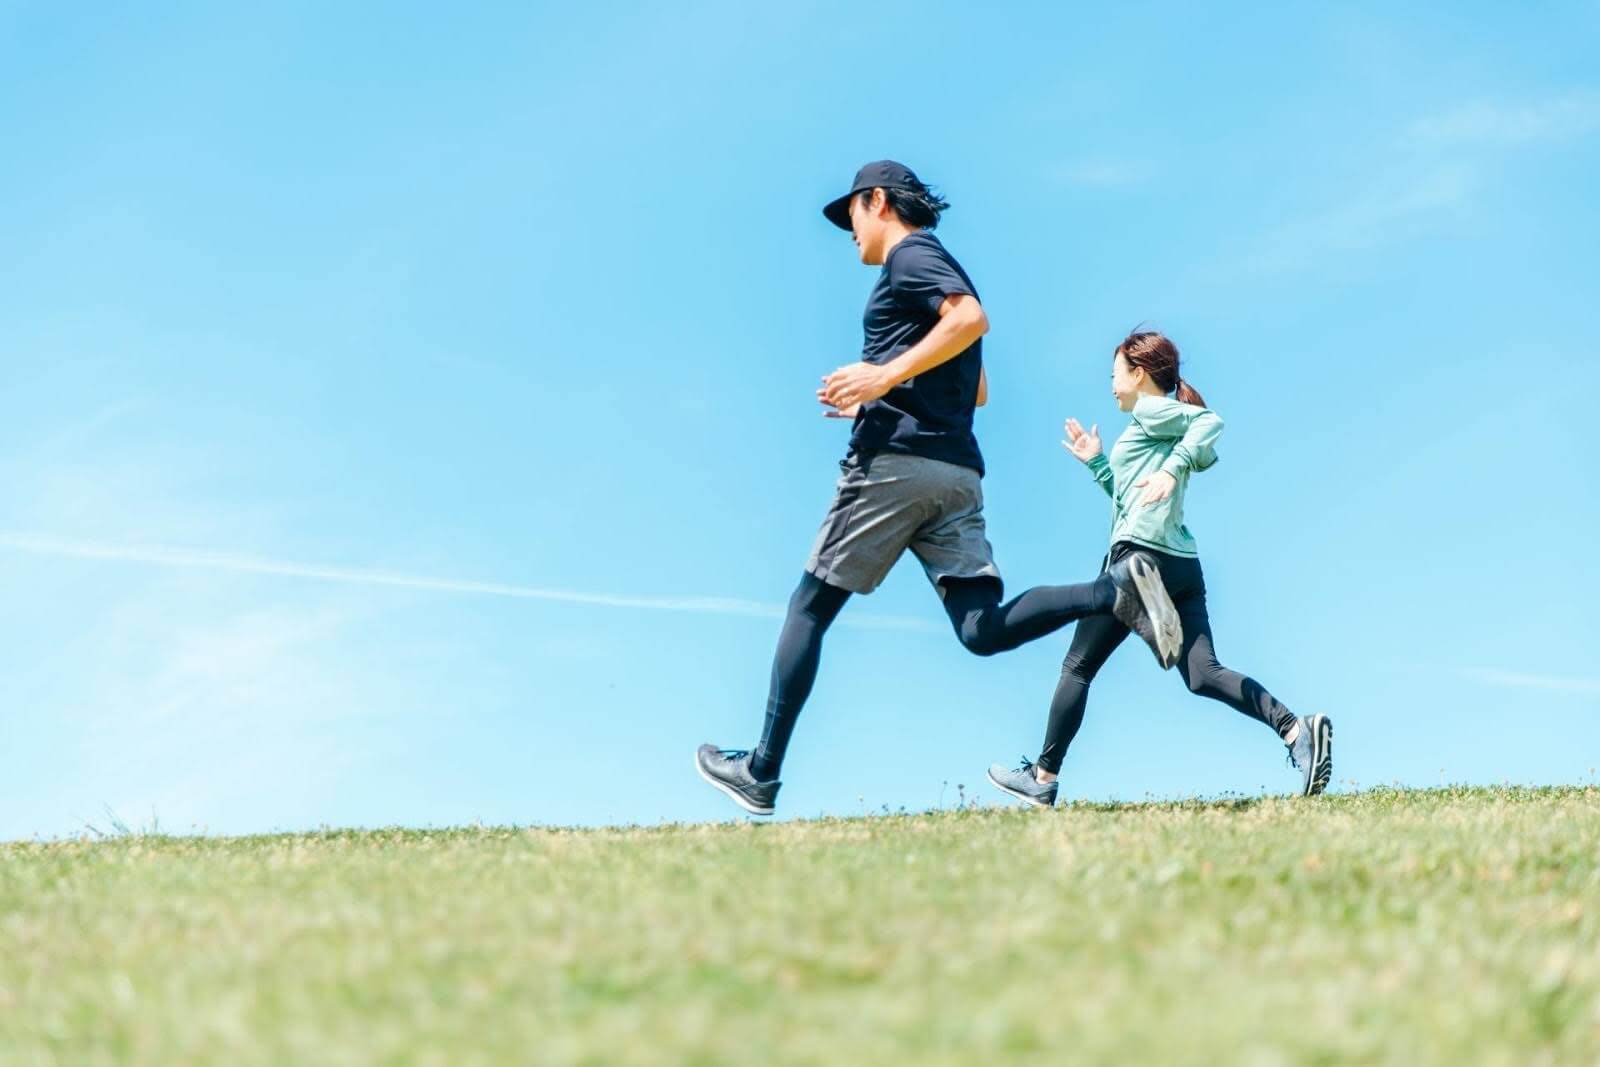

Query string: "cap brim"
[[821, 193, 854, 231]]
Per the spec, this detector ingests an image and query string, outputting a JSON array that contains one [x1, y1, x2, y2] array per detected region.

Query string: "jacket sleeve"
[[1085, 453, 1116, 498], [1132, 397, 1223, 478]]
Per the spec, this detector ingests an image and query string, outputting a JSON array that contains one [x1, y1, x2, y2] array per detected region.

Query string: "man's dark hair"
[[857, 183, 950, 229]]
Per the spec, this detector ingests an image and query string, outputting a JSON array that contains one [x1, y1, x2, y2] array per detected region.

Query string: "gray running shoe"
[[986, 758, 1058, 808], [695, 744, 780, 815], [1286, 714, 1333, 796], [1109, 550, 1182, 669]]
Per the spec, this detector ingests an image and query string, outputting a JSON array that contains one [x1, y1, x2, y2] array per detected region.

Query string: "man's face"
[[847, 189, 889, 265]]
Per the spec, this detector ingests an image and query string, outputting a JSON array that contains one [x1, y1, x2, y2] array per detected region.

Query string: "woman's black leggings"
[[748, 571, 1115, 781], [1035, 544, 1297, 774]]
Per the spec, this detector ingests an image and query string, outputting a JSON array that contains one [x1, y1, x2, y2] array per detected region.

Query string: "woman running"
[[987, 330, 1332, 806]]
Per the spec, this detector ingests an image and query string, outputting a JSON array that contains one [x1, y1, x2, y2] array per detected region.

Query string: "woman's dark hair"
[[1116, 330, 1206, 407], [856, 183, 949, 229]]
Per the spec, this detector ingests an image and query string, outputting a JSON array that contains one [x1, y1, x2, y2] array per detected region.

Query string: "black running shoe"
[[1286, 714, 1333, 796], [987, 758, 1058, 808], [695, 745, 780, 815], [1109, 551, 1182, 669]]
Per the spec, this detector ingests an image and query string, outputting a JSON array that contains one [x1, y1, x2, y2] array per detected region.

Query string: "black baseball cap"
[[821, 160, 925, 231]]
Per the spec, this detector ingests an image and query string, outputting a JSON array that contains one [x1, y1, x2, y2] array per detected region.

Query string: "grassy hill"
[[2, 786, 1596, 1065]]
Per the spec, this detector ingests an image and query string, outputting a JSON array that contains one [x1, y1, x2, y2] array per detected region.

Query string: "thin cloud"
[[1241, 164, 1473, 274], [1051, 160, 1147, 188], [1217, 89, 1599, 280], [1463, 668, 1600, 697], [1411, 89, 1600, 146], [0, 532, 939, 633]]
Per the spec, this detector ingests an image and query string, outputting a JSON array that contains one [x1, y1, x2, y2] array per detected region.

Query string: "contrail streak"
[[0, 532, 938, 632], [1462, 667, 1600, 697]]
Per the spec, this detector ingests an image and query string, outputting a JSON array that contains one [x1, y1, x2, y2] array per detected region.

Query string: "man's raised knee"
[[958, 627, 1002, 657]]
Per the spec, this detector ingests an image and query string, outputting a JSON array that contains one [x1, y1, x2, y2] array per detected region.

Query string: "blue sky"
[[2, 2, 1597, 838]]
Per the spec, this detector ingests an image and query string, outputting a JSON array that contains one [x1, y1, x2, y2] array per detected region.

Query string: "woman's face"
[[1111, 351, 1144, 412]]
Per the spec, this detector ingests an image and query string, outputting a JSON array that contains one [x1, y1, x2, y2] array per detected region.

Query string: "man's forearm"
[[877, 311, 987, 389]]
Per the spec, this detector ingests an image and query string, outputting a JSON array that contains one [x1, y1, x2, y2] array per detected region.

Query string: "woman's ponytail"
[[1119, 330, 1208, 408]]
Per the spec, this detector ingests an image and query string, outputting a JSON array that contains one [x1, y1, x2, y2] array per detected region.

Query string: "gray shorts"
[[805, 451, 1002, 595]]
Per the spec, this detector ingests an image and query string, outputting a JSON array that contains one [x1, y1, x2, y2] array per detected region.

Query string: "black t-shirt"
[[848, 231, 985, 475]]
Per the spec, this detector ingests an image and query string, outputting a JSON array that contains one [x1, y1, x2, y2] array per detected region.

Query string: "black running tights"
[[1035, 549, 1297, 774], [748, 571, 1114, 780]]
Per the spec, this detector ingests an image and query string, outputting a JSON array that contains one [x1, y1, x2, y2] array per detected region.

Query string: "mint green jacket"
[[1084, 395, 1222, 558]]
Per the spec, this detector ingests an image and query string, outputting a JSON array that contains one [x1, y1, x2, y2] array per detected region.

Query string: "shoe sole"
[[1304, 715, 1333, 796], [1129, 554, 1183, 669], [694, 753, 775, 816], [986, 769, 1056, 808]]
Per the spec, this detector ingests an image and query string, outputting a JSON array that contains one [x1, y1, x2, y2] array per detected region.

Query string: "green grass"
[[2, 786, 1597, 1065]]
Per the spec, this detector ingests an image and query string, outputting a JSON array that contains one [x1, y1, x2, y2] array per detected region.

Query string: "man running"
[[695, 161, 1180, 815]]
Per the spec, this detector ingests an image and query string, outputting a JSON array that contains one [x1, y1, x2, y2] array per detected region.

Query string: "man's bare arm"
[[818, 294, 989, 410]]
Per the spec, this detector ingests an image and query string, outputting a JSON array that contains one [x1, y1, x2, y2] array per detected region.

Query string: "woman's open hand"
[[1062, 418, 1102, 462], [1133, 470, 1177, 506]]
